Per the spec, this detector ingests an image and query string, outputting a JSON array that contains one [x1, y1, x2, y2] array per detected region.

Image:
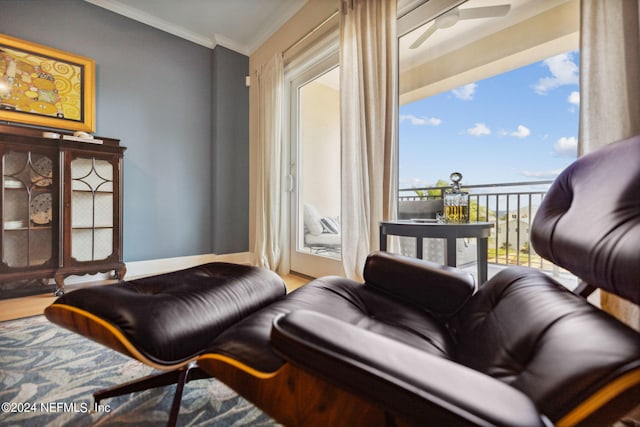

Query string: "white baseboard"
[[125, 252, 256, 279], [63, 252, 256, 284]]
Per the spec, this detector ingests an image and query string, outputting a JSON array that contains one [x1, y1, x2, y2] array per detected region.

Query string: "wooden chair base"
[[197, 354, 416, 427]]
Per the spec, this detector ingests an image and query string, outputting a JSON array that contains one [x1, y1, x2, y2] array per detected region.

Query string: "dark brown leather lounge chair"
[[46, 135, 640, 426]]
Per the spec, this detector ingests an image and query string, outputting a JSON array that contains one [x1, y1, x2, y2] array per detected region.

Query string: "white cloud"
[[467, 123, 491, 136], [409, 178, 429, 187], [534, 53, 579, 94], [568, 91, 580, 106], [521, 169, 563, 179], [400, 114, 442, 126], [510, 125, 531, 138], [554, 136, 578, 156], [452, 83, 478, 101]]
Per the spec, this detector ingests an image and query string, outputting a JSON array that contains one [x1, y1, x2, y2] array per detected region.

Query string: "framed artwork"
[[0, 34, 95, 132]]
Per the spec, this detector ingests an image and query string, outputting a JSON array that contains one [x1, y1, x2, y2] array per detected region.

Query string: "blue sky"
[[399, 50, 580, 190]]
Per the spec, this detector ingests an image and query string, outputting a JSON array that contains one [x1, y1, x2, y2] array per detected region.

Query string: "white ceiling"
[[84, 0, 308, 55], [85, 0, 572, 61]]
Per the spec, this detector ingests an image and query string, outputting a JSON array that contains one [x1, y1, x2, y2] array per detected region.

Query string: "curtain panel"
[[253, 54, 287, 274], [580, 0, 640, 332], [340, 0, 399, 280]]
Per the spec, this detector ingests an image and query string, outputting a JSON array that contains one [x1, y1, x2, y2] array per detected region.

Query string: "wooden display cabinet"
[[0, 124, 125, 298]]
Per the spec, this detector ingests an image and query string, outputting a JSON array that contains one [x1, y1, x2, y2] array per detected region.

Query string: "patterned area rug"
[[0, 315, 278, 426]]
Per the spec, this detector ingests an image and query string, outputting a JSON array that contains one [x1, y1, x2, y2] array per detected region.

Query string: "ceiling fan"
[[409, 4, 511, 49]]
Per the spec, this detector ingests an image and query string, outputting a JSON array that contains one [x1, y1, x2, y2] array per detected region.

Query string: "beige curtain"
[[253, 54, 287, 274], [580, 0, 640, 331], [340, 0, 399, 281]]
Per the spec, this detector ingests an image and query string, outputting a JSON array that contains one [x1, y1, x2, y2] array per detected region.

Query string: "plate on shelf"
[[4, 177, 24, 189], [31, 156, 53, 187], [30, 193, 52, 225], [4, 220, 26, 229]]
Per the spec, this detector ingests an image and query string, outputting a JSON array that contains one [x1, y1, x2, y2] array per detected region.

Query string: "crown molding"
[[85, 0, 216, 49], [213, 33, 250, 56]]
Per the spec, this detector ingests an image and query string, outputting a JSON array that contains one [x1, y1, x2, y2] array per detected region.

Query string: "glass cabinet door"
[[70, 156, 115, 262], [2, 150, 55, 269], [0, 128, 124, 296]]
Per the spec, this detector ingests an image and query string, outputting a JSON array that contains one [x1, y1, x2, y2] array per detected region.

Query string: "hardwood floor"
[[0, 292, 56, 322], [282, 272, 311, 292], [0, 279, 115, 322], [0, 273, 312, 322]]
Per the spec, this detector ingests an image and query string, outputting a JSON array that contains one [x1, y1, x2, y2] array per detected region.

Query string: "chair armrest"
[[271, 310, 549, 427], [364, 251, 476, 317]]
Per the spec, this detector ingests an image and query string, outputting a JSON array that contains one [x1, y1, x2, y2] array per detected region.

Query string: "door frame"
[[285, 41, 344, 278]]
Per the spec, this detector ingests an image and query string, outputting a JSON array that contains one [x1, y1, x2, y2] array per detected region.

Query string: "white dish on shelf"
[[4, 177, 24, 189], [4, 220, 26, 229]]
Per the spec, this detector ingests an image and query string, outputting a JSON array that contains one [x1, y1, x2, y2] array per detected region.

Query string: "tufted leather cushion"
[[453, 267, 640, 421], [51, 262, 286, 365], [208, 275, 455, 372], [364, 251, 475, 319], [531, 135, 640, 304]]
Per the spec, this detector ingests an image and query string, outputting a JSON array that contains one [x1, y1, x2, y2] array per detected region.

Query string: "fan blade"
[[458, 4, 511, 20], [409, 24, 438, 49]]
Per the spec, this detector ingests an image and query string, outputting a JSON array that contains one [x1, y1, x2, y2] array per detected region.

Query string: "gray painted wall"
[[212, 47, 249, 254], [0, 0, 249, 261]]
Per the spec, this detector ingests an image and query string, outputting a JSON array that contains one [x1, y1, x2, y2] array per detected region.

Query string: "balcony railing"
[[398, 180, 565, 273]]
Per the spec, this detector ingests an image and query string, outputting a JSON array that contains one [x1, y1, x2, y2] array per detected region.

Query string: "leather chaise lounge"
[[44, 262, 288, 425], [45, 135, 640, 426]]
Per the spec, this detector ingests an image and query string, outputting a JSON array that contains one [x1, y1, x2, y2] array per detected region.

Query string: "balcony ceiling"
[[84, 0, 308, 55], [401, 0, 576, 70]]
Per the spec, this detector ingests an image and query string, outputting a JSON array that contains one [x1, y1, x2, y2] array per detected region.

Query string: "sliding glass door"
[[288, 54, 344, 277]]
